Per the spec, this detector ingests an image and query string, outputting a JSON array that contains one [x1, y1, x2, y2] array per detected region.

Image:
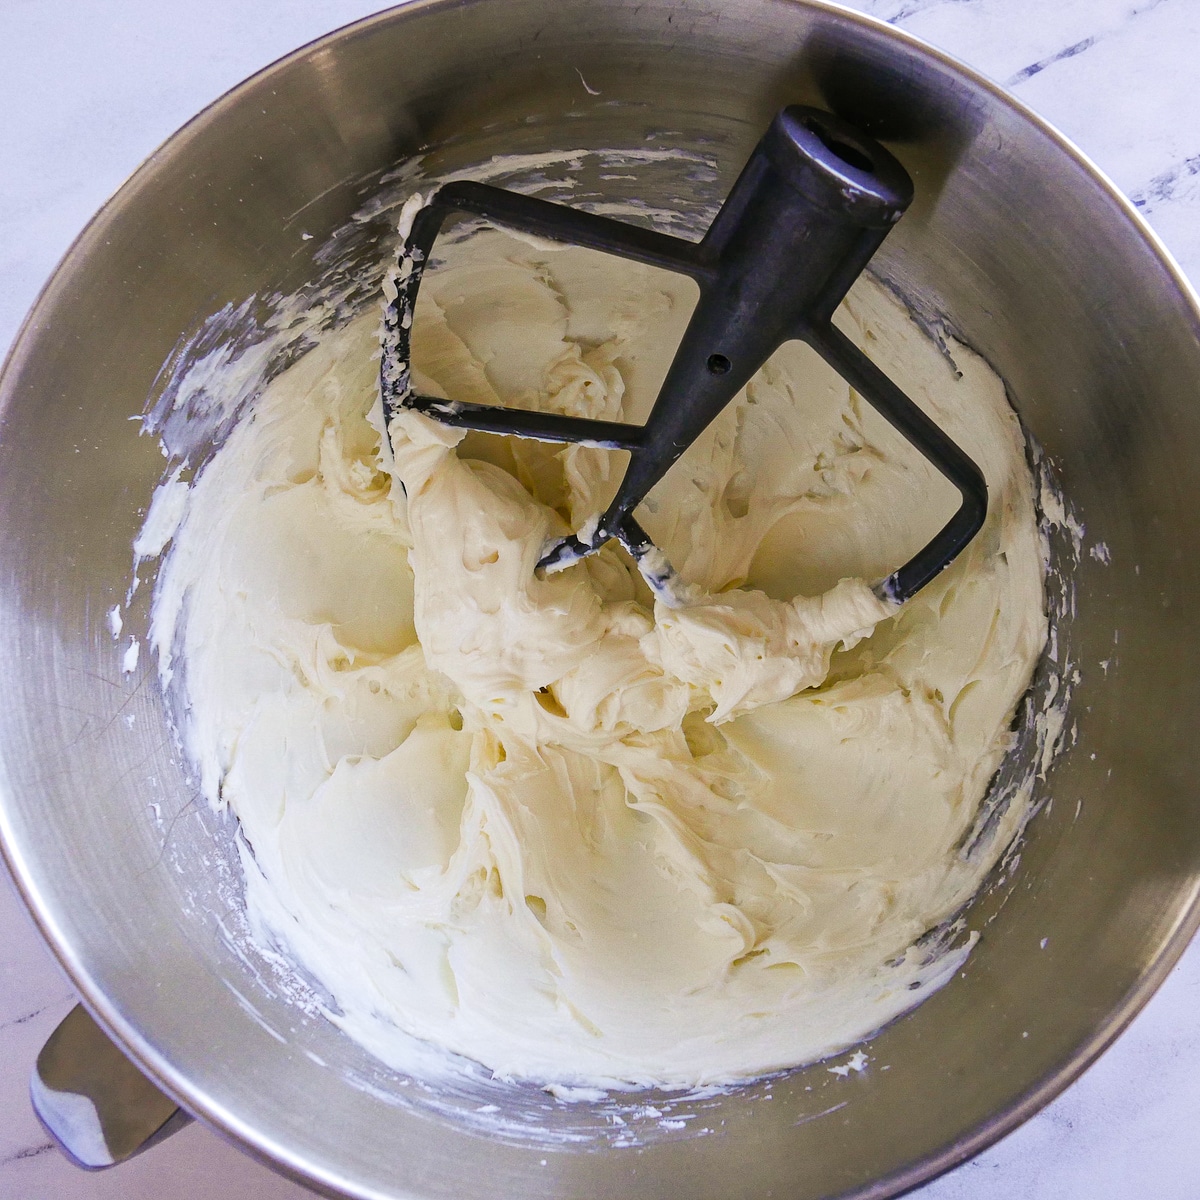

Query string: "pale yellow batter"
[[150, 227, 1047, 1088]]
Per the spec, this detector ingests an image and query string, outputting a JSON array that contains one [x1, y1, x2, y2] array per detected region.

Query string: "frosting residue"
[[146, 225, 1047, 1089]]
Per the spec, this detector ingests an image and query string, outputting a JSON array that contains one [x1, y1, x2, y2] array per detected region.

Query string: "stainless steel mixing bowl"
[[2, 1, 1199, 1197]]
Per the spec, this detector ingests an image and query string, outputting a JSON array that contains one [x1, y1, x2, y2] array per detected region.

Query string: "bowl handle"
[[30, 1003, 192, 1169]]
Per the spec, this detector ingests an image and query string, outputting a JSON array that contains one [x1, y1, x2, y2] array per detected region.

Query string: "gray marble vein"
[[1, 1144, 56, 1168], [1005, 36, 1098, 86]]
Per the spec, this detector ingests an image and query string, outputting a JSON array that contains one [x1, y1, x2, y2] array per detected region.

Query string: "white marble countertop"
[[2, 1, 1199, 1197]]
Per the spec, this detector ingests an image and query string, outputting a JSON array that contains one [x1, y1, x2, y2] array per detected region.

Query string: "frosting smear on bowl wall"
[[148, 222, 1048, 1089]]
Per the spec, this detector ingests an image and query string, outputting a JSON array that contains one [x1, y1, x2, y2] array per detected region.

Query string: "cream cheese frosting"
[[150, 226, 1047, 1088]]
